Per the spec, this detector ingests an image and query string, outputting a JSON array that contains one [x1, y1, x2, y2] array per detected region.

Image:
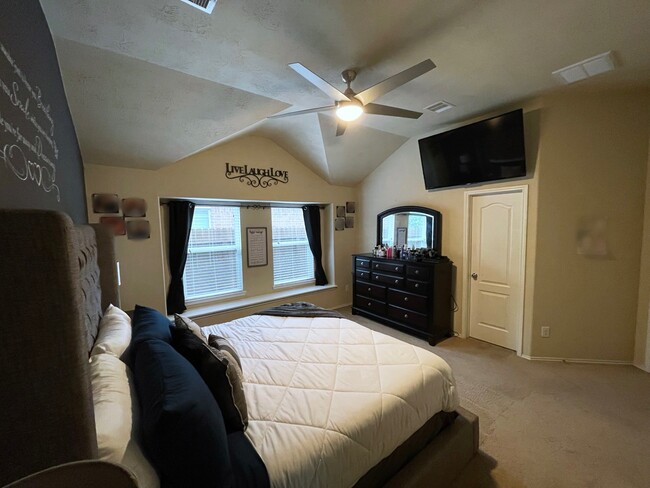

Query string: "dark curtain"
[[166, 201, 196, 314], [302, 205, 328, 286]]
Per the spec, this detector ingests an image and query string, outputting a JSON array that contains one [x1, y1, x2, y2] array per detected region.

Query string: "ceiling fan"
[[269, 59, 436, 136]]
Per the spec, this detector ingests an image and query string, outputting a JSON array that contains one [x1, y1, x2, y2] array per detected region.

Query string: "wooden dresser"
[[351, 253, 453, 345]]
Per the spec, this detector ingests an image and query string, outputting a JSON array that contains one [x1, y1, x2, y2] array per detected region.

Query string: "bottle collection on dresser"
[[352, 206, 453, 345]]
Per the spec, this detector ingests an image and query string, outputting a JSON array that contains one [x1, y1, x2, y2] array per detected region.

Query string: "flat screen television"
[[418, 109, 526, 190]]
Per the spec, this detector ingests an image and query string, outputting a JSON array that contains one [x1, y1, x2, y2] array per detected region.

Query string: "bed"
[[0, 209, 478, 487]]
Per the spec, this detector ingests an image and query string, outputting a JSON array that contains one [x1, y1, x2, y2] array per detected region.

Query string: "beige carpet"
[[339, 308, 650, 488]]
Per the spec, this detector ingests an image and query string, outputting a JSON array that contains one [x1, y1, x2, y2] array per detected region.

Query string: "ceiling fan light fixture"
[[336, 102, 364, 122]]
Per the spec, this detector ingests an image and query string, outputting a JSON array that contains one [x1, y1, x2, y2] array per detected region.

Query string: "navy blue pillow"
[[133, 339, 234, 488], [131, 305, 172, 345]]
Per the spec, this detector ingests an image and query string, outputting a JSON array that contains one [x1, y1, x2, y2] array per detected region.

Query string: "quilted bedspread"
[[203, 314, 459, 488]]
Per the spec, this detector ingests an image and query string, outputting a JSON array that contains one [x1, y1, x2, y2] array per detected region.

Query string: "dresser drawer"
[[355, 257, 371, 269], [356, 269, 371, 281], [387, 305, 428, 331], [406, 265, 430, 280], [387, 289, 428, 314], [372, 272, 404, 288], [354, 295, 386, 315], [357, 280, 386, 301], [372, 261, 405, 274], [405, 279, 429, 294]]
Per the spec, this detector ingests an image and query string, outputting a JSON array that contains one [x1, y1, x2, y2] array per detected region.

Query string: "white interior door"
[[468, 189, 526, 351]]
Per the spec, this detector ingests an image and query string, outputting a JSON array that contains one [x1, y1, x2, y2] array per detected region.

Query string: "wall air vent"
[[180, 0, 217, 14], [425, 100, 455, 113]]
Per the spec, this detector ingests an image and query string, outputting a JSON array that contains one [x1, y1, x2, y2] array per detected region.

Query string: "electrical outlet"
[[541, 326, 550, 338]]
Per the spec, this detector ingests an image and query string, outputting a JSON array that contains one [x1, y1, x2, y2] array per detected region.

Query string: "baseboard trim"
[[521, 354, 632, 366], [333, 302, 352, 311]]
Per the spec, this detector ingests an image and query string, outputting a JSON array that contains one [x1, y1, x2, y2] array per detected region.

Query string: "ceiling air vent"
[[552, 51, 616, 84], [180, 0, 217, 14], [425, 100, 455, 114]]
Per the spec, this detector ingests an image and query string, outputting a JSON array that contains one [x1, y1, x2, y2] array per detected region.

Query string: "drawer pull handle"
[[394, 266, 399, 271], [368, 288, 372, 292], [404, 314, 409, 319], [394, 279, 399, 284], [415, 283, 419, 288], [415, 270, 419, 275], [375, 264, 379, 268], [367, 302, 372, 307], [404, 297, 408, 302]]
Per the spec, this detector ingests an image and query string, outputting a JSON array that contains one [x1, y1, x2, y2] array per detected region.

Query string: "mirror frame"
[[376, 205, 442, 254]]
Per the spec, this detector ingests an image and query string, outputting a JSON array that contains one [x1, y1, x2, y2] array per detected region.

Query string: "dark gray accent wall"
[[0, 0, 87, 223]]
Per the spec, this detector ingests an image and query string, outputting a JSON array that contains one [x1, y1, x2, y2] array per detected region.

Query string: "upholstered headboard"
[[0, 210, 120, 485]]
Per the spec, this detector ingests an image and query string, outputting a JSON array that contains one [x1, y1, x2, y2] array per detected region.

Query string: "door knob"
[[471, 272, 478, 280]]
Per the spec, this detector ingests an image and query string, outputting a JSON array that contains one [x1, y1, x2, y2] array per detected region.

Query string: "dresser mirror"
[[377, 206, 442, 254]]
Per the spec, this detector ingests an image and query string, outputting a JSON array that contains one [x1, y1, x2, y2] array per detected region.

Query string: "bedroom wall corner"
[[530, 88, 650, 362], [84, 136, 357, 315], [634, 133, 650, 372]]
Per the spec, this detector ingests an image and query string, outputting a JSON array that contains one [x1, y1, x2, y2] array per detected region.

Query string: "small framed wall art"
[[346, 201, 356, 214], [335, 218, 345, 231], [127, 220, 150, 240], [122, 198, 147, 217], [345, 216, 355, 229], [99, 216, 126, 236], [336, 205, 346, 218], [92, 193, 120, 213]]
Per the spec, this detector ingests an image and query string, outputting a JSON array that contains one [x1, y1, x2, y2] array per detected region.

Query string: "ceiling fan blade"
[[289, 63, 350, 102], [268, 105, 334, 119], [364, 103, 423, 119], [336, 121, 347, 137], [356, 59, 436, 105]]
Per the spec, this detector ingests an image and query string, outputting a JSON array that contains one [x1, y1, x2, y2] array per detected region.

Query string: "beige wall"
[[85, 136, 357, 317], [531, 89, 650, 361], [634, 136, 650, 371], [358, 87, 650, 361]]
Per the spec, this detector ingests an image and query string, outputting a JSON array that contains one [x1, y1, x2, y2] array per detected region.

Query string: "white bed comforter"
[[203, 314, 458, 488]]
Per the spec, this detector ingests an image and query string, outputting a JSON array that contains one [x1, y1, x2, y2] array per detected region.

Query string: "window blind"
[[184, 206, 243, 301], [271, 207, 314, 287]]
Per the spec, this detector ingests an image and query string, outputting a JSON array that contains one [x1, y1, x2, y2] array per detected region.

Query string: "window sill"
[[183, 284, 337, 319]]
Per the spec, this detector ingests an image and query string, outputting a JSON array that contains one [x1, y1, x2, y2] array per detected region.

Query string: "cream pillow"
[[89, 354, 160, 488], [91, 304, 132, 357]]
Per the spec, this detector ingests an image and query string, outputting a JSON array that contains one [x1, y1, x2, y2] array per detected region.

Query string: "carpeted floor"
[[339, 307, 650, 488]]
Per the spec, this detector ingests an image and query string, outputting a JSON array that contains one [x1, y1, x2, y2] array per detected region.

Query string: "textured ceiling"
[[41, 0, 650, 185]]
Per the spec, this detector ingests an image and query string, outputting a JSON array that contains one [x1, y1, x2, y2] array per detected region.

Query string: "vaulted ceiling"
[[41, 0, 650, 186]]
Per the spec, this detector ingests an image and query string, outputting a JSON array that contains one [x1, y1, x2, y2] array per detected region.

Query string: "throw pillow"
[[133, 339, 233, 487], [131, 305, 172, 345], [171, 327, 248, 433], [174, 313, 207, 343], [208, 334, 242, 370]]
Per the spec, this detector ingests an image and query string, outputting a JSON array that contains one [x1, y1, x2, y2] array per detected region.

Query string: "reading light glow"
[[336, 102, 364, 121]]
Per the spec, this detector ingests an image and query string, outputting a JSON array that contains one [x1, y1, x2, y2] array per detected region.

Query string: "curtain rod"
[[159, 199, 326, 209]]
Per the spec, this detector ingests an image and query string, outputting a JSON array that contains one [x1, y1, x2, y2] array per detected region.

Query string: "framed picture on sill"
[[246, 227, 268, 267], [397, 227, 407, 247]]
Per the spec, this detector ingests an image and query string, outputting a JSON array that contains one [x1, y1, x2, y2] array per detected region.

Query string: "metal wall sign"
[[225, 162, 289, 188]]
